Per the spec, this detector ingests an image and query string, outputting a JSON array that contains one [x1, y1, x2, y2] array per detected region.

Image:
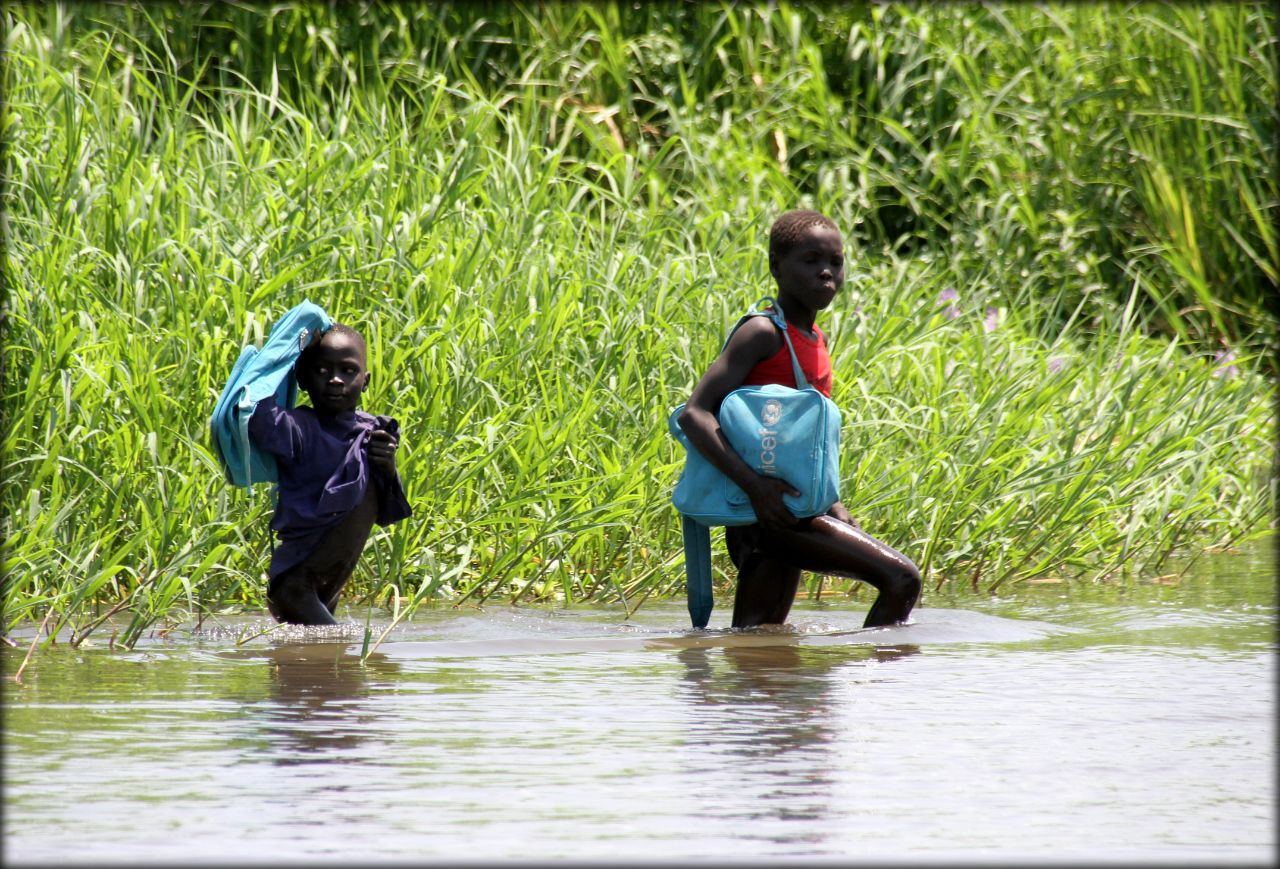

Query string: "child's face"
[[297, 331, 370, 414], [771, 223, 845, 312]]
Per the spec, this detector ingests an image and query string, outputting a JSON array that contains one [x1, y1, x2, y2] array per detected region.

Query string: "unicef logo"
[[761, 400, 782, 426]]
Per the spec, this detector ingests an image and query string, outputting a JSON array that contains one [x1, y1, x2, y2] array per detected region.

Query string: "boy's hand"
[[368, 429, 398, 473], [827, 501, 859, 528], [746, 476, 802, 530]]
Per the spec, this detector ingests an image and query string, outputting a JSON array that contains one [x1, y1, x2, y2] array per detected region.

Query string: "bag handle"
[[723, 296, 811, 390], [682, 516, 714, 629]]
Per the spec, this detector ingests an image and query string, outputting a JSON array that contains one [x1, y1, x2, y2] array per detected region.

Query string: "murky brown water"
[[3, 539, 1274, 864]]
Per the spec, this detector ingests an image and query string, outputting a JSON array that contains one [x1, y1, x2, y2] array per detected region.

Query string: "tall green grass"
[[2, 2, 1275, 647]]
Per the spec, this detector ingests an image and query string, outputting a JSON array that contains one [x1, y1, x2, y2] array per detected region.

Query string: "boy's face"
[[297, 331, 370, 414], [771, 223, 845, 312]]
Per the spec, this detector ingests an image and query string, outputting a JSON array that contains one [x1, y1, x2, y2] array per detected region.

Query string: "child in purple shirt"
[[248, 323, 411, 625]]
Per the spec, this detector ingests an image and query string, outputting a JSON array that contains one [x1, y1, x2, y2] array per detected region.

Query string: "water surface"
[[3, 540, 1274, 864]]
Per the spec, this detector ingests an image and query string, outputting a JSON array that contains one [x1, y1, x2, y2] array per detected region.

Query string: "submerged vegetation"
[[2, 2, 1275, 647]]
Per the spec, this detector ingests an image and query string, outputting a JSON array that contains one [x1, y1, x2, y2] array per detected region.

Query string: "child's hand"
[[746, 476, 802, 530], [827, 501, 859, 528], [368, 429, 398, 473]]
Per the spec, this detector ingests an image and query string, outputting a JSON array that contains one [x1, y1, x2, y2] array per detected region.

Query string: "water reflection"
[[223, 642, 400, 765], [677, 640, 919, 846], [4, 546, 1273, 866]]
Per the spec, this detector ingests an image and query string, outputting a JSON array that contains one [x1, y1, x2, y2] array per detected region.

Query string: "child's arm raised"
[[676, 318, 801, 530], [247, 399, 305, 460]]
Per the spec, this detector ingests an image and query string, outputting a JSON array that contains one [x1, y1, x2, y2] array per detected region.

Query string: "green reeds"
[[2, 2, 1274, 647]]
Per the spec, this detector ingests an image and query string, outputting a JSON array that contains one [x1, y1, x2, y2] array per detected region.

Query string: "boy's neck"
[[774, 297, 818, 333]]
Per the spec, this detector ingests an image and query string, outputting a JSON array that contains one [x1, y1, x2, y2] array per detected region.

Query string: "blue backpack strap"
[[682, 515, 714, 629], [749, 296, 810, 389], [722, 296, 809, 389]]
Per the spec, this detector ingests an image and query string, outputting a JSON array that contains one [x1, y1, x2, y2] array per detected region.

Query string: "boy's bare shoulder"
[[725, 315, 783, 357]]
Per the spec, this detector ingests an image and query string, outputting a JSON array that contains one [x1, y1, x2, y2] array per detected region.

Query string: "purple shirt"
[[248, 399, 412, 578]]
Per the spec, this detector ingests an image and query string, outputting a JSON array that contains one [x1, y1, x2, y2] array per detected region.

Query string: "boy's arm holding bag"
[[668, 298, 842, 627]]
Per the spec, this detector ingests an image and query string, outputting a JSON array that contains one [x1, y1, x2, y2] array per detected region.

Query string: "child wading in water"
[[249, 323, 411, 625], [677, 210, 921, 628]]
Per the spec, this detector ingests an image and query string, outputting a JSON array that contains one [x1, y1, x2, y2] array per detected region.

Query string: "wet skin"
[[677, 223, 921, 628], [266, 331, 398, 626], [726, 516, 920, 628]]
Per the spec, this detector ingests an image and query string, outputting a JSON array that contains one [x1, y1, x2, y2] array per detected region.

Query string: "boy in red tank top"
[[676, 210, 920, 628]]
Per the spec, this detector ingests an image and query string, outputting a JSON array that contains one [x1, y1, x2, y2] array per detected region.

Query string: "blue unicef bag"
[[668, 298, 841, 627], [209, 300, 333, 487]]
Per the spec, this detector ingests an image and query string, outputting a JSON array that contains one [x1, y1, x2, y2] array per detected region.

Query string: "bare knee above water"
[[749, 515, 921, 628], [861, 560, 920, 628], [814, 516, 921, 627]]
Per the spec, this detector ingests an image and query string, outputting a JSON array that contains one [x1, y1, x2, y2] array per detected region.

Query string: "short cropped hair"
[[768, 210, 840, 263], [324, 322, 365, 351], [298, 321, 366, 370]]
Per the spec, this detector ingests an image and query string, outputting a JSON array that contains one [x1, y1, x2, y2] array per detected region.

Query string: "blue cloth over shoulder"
[[210, 300, 333, 487]]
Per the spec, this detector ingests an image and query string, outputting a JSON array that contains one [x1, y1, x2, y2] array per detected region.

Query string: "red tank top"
[[741, 316, 833, 397]]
